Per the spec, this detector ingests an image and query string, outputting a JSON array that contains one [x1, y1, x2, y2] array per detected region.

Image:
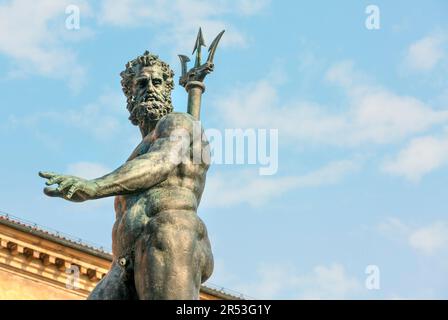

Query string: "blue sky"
[[1, 0, 448, 299]]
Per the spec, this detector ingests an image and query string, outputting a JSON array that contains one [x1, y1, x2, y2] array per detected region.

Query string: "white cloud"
[[213, 79, 350, 146], [377, 217, 410, 238], [382, 134, 448, 182], [6, 91, 130, 140], [325, 60, 370, 88], [67, 162, 111, 179], [235, 0, 270, 15], [0, 0, 92, 90], [324, 61, 448, 145], [404, 33, 446, 72], [297, 264, 361, 300], [234, 263, 361, 299], [0, 0, 267, 88], [378, 218, 448, 256], [294, 159, 361, 187], [98, 0, 269, 52], [213, 61, 448, 148], [98, 0, 145, 26], [202, 159, 360, 208], [408, 222, 448, 255], [202, 170, 298, 208]]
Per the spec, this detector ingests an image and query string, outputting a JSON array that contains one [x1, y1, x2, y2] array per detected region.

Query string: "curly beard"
[[128, 90, 173, 125]]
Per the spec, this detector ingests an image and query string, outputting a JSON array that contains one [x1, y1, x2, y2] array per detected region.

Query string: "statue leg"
[[88, 261, 138, 300], [133, 211, 214, 300]]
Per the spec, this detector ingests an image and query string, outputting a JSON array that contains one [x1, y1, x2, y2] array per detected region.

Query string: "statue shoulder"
[[154, 112, 199, 138]]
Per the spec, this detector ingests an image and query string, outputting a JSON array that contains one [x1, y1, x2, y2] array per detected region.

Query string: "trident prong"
[[178, 54, 190, 77], [207, 30, 225, 64], [178, 28, 225, 88], [192, 27, 206, 68]]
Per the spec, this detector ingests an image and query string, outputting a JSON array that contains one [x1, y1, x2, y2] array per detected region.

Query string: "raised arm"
[[39, 113, 194, 202]]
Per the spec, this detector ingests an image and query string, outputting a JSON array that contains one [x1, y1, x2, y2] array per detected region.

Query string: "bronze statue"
[[38, 29, 224, 300]]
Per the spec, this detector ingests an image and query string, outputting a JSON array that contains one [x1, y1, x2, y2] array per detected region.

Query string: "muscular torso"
[[111, 113, 210, 258]]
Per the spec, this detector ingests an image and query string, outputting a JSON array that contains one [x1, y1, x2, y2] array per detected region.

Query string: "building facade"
[[0, 214, 235, 300]]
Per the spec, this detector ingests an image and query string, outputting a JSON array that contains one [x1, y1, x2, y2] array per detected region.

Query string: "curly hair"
[[120, 51, 175, 125]]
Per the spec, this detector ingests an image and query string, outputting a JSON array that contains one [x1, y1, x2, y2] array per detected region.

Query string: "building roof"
[[0, 212, 111, 259]]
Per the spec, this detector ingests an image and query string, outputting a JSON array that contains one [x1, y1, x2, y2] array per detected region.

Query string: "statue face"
[[133, 66, 165, 102], [130, 65, 172, 124]]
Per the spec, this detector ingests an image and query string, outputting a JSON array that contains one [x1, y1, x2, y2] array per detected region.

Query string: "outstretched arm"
[[92, 133, 187, 198], [39, 114, 193, 202]]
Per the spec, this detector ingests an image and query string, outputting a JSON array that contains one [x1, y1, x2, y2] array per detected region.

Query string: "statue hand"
[[38, 171, 98, 202]]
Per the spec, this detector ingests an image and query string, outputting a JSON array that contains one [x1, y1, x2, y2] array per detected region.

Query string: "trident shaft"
[[178, 28, 225, 120]]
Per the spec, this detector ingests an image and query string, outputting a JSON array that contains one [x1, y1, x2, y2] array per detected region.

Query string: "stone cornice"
[[0, 215, 111, 260], [0, 222, 108, 297]]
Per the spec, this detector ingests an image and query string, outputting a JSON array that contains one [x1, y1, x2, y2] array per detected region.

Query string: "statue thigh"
[[87, 262, 138, 300], [133, 211, 211, 299]]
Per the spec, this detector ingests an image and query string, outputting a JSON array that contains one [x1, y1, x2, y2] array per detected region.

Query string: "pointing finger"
[[39, 171, 57, 179], [46, 176, 65, 186]]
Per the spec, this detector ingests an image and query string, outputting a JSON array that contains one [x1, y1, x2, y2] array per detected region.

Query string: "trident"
[[178, 28, 225, 120]]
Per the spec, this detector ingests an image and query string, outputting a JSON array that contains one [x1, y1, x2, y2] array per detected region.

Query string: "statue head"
[[120, 51, 174, 126]]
